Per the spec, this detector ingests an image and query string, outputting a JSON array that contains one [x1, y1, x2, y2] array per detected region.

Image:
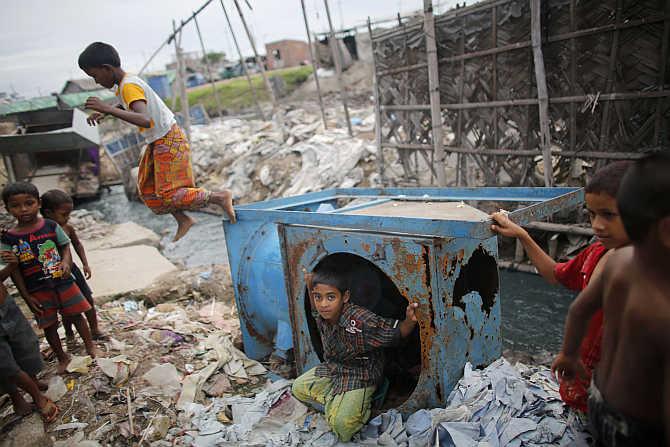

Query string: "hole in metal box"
[[304, 253, 421, 411]]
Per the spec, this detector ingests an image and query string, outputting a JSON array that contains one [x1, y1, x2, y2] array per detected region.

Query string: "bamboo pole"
[[423, 0, 446, 186], [193, 14, 224, 117], [323, 0, 353, 137], [219, 0, 264, 120], [173, 20, 191, 140], [232, 0, 286, 140], [530, 0, 553, 186], [368, 17, 385, 184], [300, 0, 328, 130]]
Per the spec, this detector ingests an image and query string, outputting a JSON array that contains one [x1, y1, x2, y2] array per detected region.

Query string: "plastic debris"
[[123, 300, 139, 312], [66, 355, 93, 374], [142, 363, 182, 397], [44, 375, 68, 402], [97, 355, 136, 385]]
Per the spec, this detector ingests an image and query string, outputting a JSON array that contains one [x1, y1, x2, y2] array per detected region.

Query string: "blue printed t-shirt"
[[0, 218, 71, 293]]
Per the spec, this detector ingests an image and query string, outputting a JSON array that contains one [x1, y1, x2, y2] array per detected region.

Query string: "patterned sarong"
[[137, 124, 210, 214]]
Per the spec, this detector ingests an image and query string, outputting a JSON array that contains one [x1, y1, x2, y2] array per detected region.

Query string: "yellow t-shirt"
[[114, 74, 176, 143], [115, 81, 153, 132], [119, 83, 147, 107]]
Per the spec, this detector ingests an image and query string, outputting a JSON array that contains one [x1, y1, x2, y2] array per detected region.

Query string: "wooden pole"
[[457, 15, 467, 186], [300, 0, 328, 130], [423, 0, 446, 186], [368, 17, 385, 185], [173, 20, 191, 140], [323, 0, 353, 137], [219, 0, 264, 120], [193, 14, 224, 117], [530, 0, 553, 186], [232, 0, 286, 139]]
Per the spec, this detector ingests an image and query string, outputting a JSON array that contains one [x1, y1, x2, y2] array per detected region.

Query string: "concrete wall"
[[265, 40, 309, 70]]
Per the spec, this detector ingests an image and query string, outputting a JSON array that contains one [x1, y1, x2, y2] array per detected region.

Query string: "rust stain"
[[237, 280, 273, 344], [361, 242, 371, 252]]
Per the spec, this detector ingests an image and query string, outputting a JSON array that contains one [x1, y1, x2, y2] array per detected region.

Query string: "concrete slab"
[[82, 221, 161, 250], [84, 245, 177, 300]]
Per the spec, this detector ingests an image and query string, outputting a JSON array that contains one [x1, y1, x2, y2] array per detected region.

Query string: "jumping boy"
[[1, 182, 98, 373], [0, 250, 59, 422], [291, 268, 419, 442], [78, 42, 236, 242], [552, 152, 670, 445], [490, 161, 631, 412], [40, 189, 104, 342]]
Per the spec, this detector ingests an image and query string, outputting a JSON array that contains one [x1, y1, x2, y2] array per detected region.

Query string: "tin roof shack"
[[265, 39, 309, 70], [0, 108, 101, 199], [61, 78, 103, 94]]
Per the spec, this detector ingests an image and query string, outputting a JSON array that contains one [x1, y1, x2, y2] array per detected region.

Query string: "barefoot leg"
[[43, 325, 70, 373], [71, 314, 101, 359], [209, 190, 237, 223], [11, 371, 57, 422], [31, 375, 48, 391], [84, 306, 104, 339], [7, 387, 34, 417], [172, 211, 196, 242]]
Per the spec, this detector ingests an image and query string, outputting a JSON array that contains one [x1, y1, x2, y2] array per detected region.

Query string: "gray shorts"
[[0, 296, 43, 394]]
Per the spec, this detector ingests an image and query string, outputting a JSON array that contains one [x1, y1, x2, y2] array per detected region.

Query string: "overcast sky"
[[1, 0, 460, 98]]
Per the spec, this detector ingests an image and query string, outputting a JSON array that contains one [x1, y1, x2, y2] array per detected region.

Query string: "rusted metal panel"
[[222, 186, 581, 409]]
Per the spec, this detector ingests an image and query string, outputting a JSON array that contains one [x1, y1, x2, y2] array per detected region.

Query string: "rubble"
[[189, 106, 386, 205]]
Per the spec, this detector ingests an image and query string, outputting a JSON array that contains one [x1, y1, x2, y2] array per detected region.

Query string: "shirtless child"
[[552, 151, 670, 446]]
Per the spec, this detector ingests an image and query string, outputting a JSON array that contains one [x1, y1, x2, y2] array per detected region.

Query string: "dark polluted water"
[[85, 186, 574, 355]]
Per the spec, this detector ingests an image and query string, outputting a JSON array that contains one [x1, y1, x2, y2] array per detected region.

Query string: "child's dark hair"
[[311, 268, 349, 295], [40, 189, 73, 215], [617, 151, 670, 243], [585, 161, 633, 197], [2, 182, 39, 205], [78, 42, 121, 69]]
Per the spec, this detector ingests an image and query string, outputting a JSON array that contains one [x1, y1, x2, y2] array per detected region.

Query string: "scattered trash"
[[97, 355, 136, 386], [53, 422, 89, 431], [142, 363, 182, 396], [44, 375, 68, 402], [66, 355, 93, 374], [123, 300, 139, 312]]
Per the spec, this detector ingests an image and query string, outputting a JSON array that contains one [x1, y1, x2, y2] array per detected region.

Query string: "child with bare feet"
[[78, 42, 236, 241], [490, 161, 631, 412], [0, 250, 58, 422], [1, 182, 100, 373], [40, 190, 105, 344], [552, 152, 670, 445]]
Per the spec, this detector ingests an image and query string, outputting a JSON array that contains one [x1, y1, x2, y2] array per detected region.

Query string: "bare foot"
[[35, 397, 59, 424], [172, 212, 196, 242], [87, 345, 103, 359], [210, 190, 237, 223], [56, 354, 72, 374], [91, 331, 108, 341]]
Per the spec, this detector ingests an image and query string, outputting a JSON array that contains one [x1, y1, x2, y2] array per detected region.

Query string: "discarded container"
[[223, 187, 582, 413], [0, 108, 101, 198]]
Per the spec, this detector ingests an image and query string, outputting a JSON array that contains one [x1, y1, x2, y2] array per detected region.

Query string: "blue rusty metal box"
[[223, 187, 582, 412]]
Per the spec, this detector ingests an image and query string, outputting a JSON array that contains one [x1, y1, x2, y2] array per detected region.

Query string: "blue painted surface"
[[223, 187, 582, 411], [145, 74, 172, 100]]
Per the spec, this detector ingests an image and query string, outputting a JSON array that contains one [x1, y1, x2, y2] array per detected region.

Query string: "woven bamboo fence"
[[370, 0, 669, 186]]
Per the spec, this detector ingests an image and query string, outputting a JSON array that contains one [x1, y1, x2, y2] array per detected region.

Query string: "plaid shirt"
[[314, 303, 401, 395]]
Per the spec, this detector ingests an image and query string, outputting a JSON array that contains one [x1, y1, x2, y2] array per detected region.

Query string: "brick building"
[[264, 39, 309, 70]]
